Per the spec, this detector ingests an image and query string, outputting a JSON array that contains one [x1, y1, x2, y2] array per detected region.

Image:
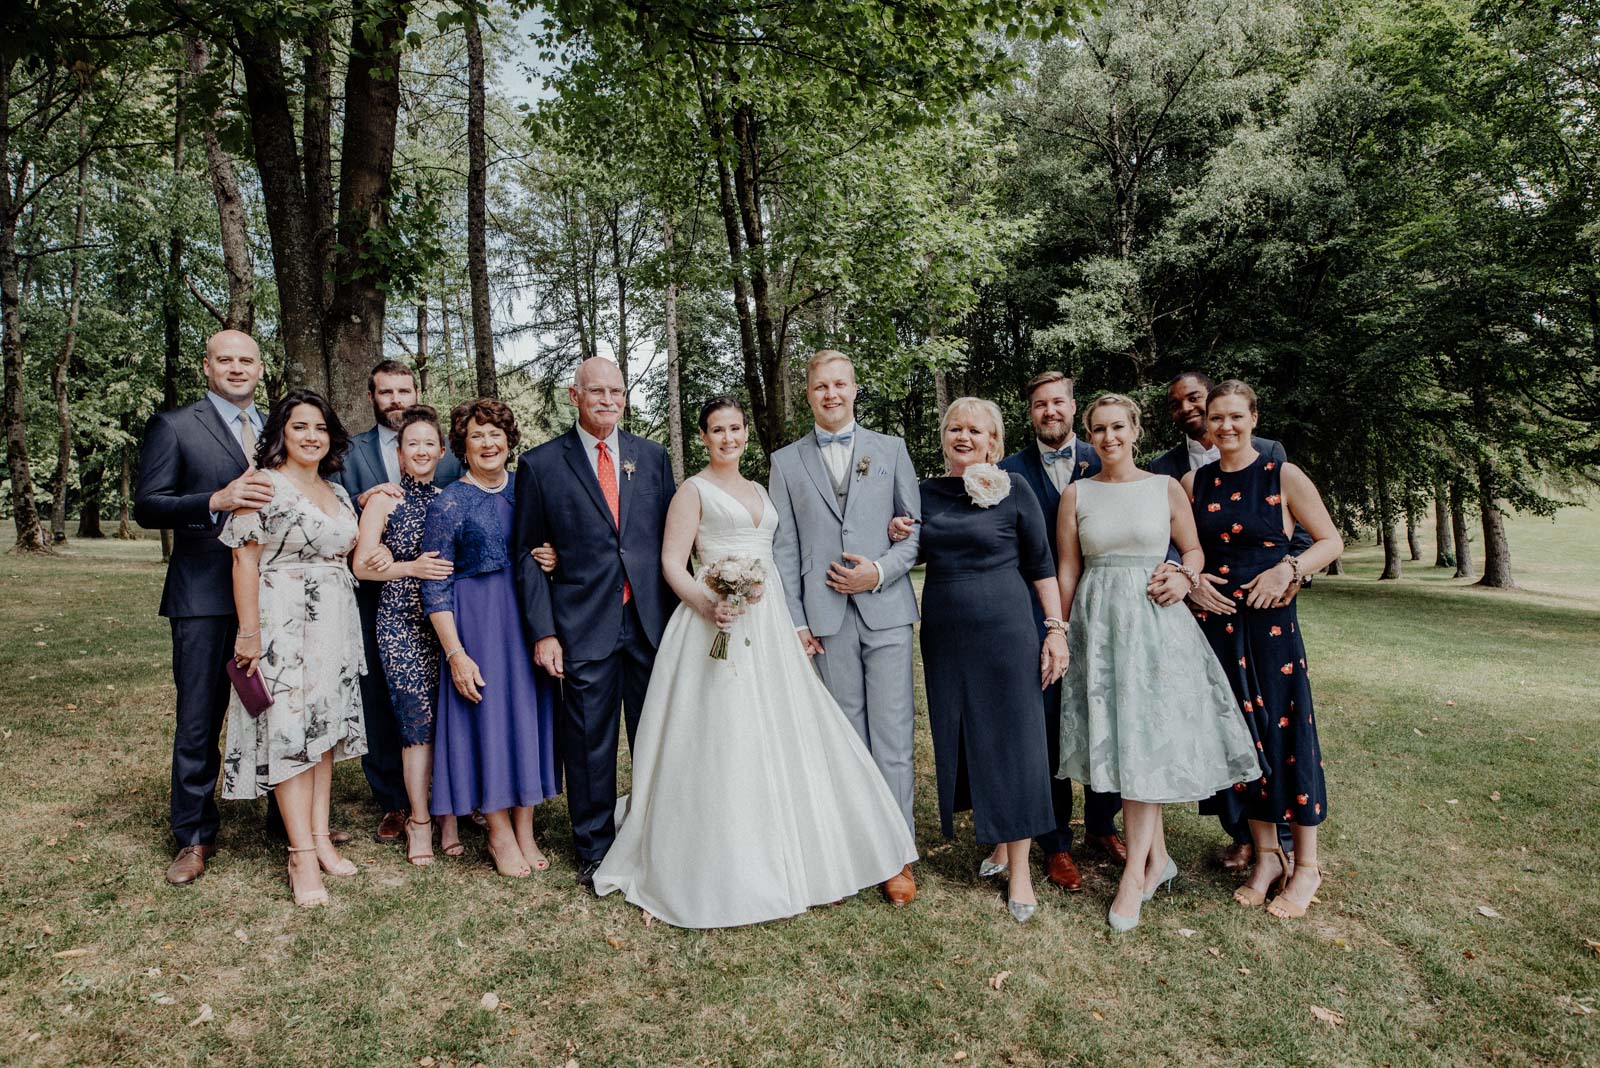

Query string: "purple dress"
[[421, 480, 561, 816]]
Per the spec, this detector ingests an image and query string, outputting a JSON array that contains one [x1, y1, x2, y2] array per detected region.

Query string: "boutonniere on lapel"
[[855, 456, 872, 481], [622, 458, 636, 481], [1077, 460, 1089, 478]]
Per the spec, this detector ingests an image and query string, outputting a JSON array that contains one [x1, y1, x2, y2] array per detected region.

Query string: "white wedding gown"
[[592, 476, 918, 928]]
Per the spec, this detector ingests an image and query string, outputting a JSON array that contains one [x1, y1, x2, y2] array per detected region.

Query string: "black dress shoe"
[[577, 860, 601, 894]]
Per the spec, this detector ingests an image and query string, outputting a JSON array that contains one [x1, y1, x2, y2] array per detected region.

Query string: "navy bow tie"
[[816, 429, 854, 449], [1041, 446, 1074, 466]]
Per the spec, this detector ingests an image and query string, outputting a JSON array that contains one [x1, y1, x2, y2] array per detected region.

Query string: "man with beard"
[[998, 371, 1125, 893], [335, 360, 462, 843], [1148, 370, 1301, 872]]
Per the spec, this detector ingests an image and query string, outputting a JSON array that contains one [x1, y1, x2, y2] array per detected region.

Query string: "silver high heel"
[[979, 858, 1010, 879], [1107, 899, 1142, 933], [1008, 899, 1036, 924], [1142, 856, 1178, 902]]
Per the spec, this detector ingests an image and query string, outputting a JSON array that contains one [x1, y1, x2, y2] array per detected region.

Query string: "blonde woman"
[[912, 397, 1069, 923], [1055, 394, 1259, 932]]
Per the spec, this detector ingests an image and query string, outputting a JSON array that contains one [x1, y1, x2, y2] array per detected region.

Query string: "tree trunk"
[[76, 437, 103, 538], [303, 23, 335, 320], [324, 1, 410, 428], [464, 0, 496, 398], [609, 207, 633, 430], [1433, 481, 1453, 567], [50, 137, 90, 545], [1405, 504, 1421, 561], [731, 105, 783, 452], [710, 137, 769, 454], [186, 36, 254, 332], [663, 218, 684, 482], [117, 420, 137, 541], [1324, 557, 1344, 576], [934, 369, 951, 417], [1450, 477, 1474, 580], [233, 20, 328, 394], [0, 59, 49, 553], [1475, 458, 1515, 589], [415, 295, 429, 393], [1375, 450, 1400, 580], [440, 286, 455, 394]]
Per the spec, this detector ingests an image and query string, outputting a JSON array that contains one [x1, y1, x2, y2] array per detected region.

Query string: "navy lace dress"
[[1192, 452, 1328, 829], [377, 472, 443, 747]]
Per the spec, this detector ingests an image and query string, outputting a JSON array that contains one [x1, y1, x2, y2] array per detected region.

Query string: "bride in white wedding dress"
[[592, 395, 917, 928]]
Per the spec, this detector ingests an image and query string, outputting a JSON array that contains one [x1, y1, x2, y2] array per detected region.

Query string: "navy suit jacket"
[[133, 399, 253, 618], [334, 425, 462, 507], [512, 428, 678, 662], [997, 437, 1100, 568]]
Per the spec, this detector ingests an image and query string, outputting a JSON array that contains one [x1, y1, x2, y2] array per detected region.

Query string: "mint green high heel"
[[1107, 899, 1142, 933], [1142, 856, 1178, 902]]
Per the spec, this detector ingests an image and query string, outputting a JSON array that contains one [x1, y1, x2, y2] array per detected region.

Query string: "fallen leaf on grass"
[[606, 936, 624, 949], [41, 924, 53, 937], [51, 948, 90, 959], [1444, 700, 1456, 707], [1463, 950, 1476, 960], [563, 1060, 578, 1068], [1445, 799, 1459, 805], [1555, 996, 1595, 1016], [1238, 967, 1252, 975], [1176, 928, 1197, 938], [418, 1059, 435, 1067], [1476, 905, 1502, 919], [1490, 791, 1501, 802], [151, 993, 175, 1005], [1582, 938, 1600, 957], [1413, 728, 1423, 736], [232, 929, 249, 943], [1206, 947, 1223, 958], [933, 979, 946, 991], [951, 1053, 968, 1063], [1090, 1011, 1105, 1021], [478, 992, 500, 1012], [1309, 1005, 1345, 1027], [187, 1004, 212, 1027], [988, 970, 1012, 991]]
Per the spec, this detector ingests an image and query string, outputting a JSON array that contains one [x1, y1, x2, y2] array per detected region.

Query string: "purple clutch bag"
[[225, 657, 273, 718]]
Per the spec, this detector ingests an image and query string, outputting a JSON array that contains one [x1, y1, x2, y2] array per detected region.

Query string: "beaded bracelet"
[[1281, 555, 1302, 585]]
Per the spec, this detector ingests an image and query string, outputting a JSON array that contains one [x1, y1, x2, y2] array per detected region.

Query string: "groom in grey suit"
[[769, 349, 922, 904]]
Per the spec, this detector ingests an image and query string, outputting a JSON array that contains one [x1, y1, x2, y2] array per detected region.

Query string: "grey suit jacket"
[[767, 427, 921, 638]]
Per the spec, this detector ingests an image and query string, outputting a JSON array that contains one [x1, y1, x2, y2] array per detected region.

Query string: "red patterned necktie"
[[596, 441, 631, 604]]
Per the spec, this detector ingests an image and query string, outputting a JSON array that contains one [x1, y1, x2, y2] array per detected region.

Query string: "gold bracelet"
[[444, 646, 466, 661]]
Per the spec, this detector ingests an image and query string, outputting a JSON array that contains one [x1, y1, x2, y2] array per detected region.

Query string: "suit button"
[[614, 585, 623, 592], [619, 548, 626, 555], [842, 526, 851, 534]]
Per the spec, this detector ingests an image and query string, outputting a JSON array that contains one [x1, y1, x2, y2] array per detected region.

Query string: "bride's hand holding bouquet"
[[701, 556, 766, 659]]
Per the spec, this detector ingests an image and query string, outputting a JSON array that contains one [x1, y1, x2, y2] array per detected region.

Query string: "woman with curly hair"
[[221, 388, 368, 908], [421, 398, 562, 878]]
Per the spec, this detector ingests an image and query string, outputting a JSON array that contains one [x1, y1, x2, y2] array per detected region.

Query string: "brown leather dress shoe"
[[374, 810, 407, 844], [166, 844, 216, 886], [1219, 841, 1254, 872], [1045, 851, 1083, 891], [883, 865, 916, 905], [1087, 833, 1128, 863]]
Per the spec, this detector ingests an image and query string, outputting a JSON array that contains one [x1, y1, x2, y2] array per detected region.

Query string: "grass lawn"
[[1, 507, 1596, 1066]]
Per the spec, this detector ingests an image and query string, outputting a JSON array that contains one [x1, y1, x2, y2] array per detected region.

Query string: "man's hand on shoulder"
[[209, 469, 275, 514], [356, 482, 404, 509]]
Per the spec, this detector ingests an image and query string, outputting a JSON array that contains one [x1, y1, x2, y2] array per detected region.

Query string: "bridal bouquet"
[[702, 556, 766, 660]]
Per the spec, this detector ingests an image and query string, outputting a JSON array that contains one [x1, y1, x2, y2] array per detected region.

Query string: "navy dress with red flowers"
[[1192, 452, 1328, 828]]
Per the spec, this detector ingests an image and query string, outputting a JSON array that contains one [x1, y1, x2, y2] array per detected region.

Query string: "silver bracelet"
[[237, 629, 260, 640], [444, 646, 466, 661]]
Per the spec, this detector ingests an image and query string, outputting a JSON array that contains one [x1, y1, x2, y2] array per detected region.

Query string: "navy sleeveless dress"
[[376, 473, 442, 747], [1192, 452, 1328, 828]]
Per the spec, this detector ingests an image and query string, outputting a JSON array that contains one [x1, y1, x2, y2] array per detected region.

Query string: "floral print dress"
[[219, 468, 367, 799], [1192, 453, 1328, 828]]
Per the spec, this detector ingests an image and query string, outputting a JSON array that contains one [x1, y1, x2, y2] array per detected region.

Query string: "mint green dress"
[[1058, 476, 1260, 803]]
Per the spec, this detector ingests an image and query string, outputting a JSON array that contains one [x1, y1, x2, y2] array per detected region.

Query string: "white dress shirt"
[[377, 424, 401, 484], [1037, 435, 1079, 493], [1186, 436, 1221, 472], [815, 421, 857, 487], [575, 422, 622, 481]]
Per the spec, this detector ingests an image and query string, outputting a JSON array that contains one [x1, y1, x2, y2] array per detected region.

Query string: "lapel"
[[362, 428, 390, 487], [1022, 445, 1060, 515], [194, 400, 248, 472], [797, 432, 844, 523], [562, 428, 616, 529], [840, 428, 868, 520], [616, 431, 635, 535]]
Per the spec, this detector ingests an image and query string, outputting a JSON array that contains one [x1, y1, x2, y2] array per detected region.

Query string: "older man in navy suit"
[[134, 330, 278, 885], [1148, 371, 1301, 871], [997, 370, 1125, 892], [513, 357, 677, 891], [333, 359, 462, 844]]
